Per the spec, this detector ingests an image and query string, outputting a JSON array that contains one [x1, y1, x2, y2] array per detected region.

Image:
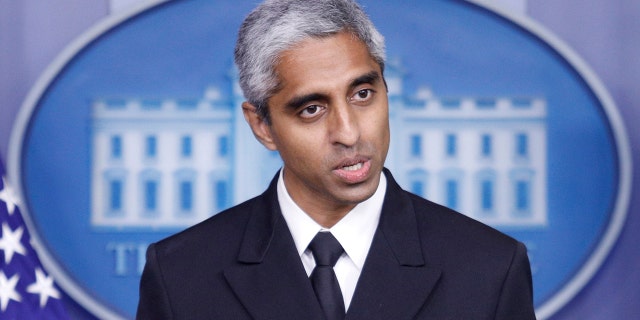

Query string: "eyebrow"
[[285, 93, 329, 111], [284, 70, 382, 110], [349, 70, 382, 90]]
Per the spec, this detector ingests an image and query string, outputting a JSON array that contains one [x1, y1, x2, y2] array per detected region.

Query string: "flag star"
[[0, 271, 21, 312], [27, 268, 61, 308], [0, 223, 27, 264], [0, 177, 20, 215]]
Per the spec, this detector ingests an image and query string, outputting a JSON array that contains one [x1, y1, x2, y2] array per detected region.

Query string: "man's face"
[[243, 32, 390, 219]]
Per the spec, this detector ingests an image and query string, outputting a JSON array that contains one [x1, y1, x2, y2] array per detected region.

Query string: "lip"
[[332, 157, 372, 184]]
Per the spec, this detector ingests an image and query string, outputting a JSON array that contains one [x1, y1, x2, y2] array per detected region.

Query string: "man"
[[137, 0, 536, 319]]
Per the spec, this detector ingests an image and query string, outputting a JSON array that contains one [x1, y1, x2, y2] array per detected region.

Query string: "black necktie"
[[308, 232, 346, 320]]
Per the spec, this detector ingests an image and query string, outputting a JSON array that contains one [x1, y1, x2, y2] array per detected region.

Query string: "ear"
[[242, 102, 278, 151]]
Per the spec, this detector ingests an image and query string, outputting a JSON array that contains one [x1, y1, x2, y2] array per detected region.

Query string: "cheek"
[[274, 129, 323, 161], [363, 108, 390, 140]]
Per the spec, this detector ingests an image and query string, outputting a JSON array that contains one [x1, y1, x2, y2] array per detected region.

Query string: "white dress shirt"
[[277, 169, 387, 310]]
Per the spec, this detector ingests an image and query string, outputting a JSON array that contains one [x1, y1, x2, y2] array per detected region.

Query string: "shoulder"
[[157, 172, 281, 251], [405, 190, 523, 265], [404, 191, 535, 318], [382, 169, 522, 259], [150, 195, 259, 261]]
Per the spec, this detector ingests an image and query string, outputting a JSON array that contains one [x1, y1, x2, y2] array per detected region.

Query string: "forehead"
[[273, 32, 381, 96]]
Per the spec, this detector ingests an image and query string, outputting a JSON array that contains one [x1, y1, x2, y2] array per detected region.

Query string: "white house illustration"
[[90, 61, 547, 229]]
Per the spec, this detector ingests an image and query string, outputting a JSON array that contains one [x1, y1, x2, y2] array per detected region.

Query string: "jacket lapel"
[[346, 170, 442, 320], [223, 174, 324, 320], [223, 169, 441, 319]]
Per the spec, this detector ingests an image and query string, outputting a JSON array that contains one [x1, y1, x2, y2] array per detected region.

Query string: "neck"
[[278, 169, 360, 228], [303, 203, 355, 229]]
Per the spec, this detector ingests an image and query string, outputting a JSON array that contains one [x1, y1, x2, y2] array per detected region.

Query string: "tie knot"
[[309, 232, 344, 267]]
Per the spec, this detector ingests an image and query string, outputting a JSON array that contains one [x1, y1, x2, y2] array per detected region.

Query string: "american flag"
[[0, 159, 68, 319]]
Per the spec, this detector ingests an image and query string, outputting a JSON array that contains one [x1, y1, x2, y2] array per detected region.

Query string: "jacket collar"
[[224, 169, 441, 319], [345, 168, 441, 319]]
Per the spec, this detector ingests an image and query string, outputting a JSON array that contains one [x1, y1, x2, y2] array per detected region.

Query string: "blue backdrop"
[[1, 1, 638, 319]]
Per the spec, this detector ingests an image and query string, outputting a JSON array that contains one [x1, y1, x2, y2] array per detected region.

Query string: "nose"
[[329, 103, 360, 148]]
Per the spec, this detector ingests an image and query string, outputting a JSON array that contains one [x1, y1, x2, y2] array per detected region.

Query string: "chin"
[[340, 184, 378, 204]]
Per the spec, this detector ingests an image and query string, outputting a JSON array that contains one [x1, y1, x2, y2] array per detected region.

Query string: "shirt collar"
[[277, 168, 386, 270]]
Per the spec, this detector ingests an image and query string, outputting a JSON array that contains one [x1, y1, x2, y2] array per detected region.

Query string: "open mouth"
[[333, 158, 371, 184], [342, 162, 363, 171]]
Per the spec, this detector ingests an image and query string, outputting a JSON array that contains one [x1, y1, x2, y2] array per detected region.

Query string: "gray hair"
[[234, 0, 386, 122]]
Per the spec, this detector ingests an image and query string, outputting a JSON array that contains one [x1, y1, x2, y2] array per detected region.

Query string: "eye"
[[351, 89, 374, 103], [299, 105, 325, 119]]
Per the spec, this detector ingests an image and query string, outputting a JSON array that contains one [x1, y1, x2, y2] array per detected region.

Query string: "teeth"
[[343, 163, 363, 171]]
